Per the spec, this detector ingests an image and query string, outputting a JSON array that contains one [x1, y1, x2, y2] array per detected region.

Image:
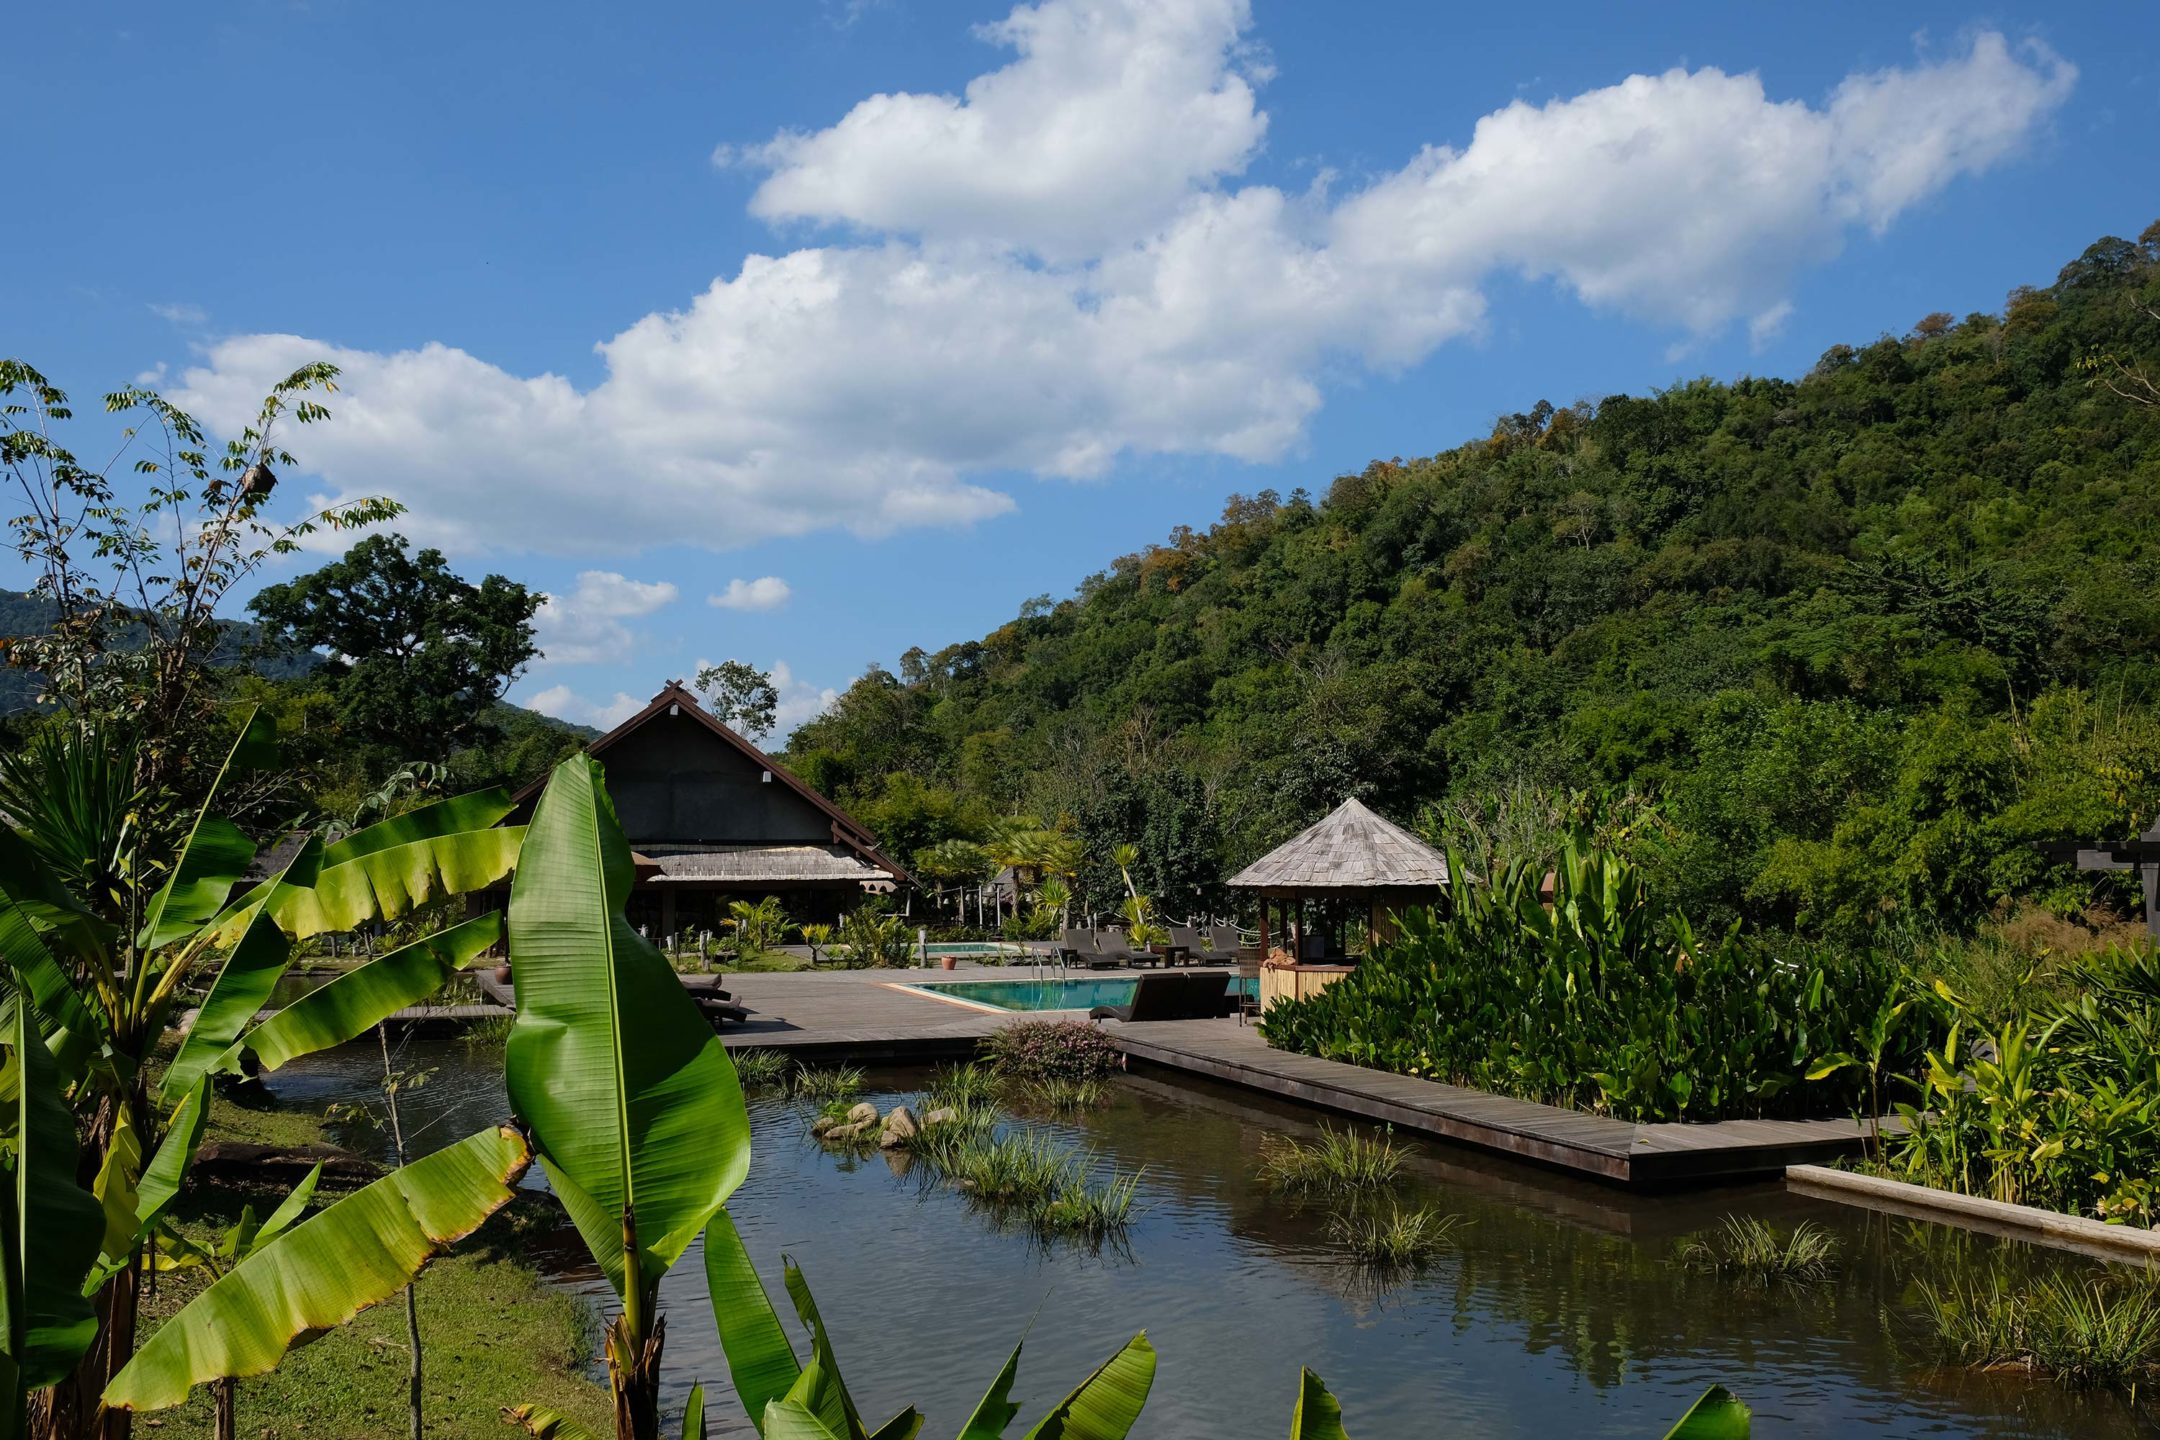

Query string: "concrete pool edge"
[[1786, 1163, 2160, 1264], [885, 980, 1096, 1016]]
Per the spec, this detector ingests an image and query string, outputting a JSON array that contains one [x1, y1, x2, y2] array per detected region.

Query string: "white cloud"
[[729, 0, 1266, 259], [709, 576, 793, 611], [171, 9, 2072, 558], [150, 302, 207, 326], [524, 683, 644, 731], [533, 569, 679, 664], [772, 661, 843, 738]]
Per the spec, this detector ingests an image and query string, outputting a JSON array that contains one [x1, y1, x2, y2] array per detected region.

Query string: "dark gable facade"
[[514, 681, 906, 939]]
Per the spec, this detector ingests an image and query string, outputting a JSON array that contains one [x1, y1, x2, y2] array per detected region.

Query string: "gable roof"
[[518, 681, 909, 883], [1227, 797, 1449, 893]]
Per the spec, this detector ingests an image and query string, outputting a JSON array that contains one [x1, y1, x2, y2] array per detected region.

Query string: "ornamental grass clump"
[[923, 1062, 1001, 1108], [1260, 839, 1921, 1123], [1034, 1165, 1144, 1239], [980, 1019, 1122, 1084], [1917, 1269, 2160, 1390], [1326, 1203, 1462, 1269], [1024, 1077, 1109, 1113], [1259, 1127, 1405, 1196], [1677, 1216, 1839, 1287], [793, 1064, 865, 1102], [945, 1130, 1079, 1206], [730, 1047, 790, 1090]]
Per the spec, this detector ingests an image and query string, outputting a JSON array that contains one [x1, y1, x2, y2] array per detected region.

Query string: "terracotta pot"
[[939, 955, 958, 970], [492, 962, 512, 985]]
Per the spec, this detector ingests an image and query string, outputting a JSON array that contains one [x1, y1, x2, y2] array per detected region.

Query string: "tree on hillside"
[[249, 534, 539, 763], [694, 658, 779, 742], [782, 220, 2160, 942]]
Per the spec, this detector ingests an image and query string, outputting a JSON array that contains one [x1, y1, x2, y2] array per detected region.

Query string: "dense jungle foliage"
[[785, 222, 2160, 939]]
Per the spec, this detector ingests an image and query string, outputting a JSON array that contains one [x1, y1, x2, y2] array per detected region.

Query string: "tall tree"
[[693, 660, 779, 742], [249, 534, 539, 763]]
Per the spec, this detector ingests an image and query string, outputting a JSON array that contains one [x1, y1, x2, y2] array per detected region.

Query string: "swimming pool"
[[908, 975, 1254, 1012]]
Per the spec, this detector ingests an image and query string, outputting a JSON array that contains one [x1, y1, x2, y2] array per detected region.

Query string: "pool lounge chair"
[[1059, 926, 1121, 971], [1168, 924, 1238, 965], [1093, 927, 1158, 969], [1089, 971, 1236, 1022]]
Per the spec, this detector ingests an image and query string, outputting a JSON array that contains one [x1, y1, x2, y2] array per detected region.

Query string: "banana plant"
[[504, 755, 748, 1440], [0, 998, 107, 1440], [102, 1124, 531, 1435], [0, 707, 525, 1433], [702, 1209, 1154, 1440]]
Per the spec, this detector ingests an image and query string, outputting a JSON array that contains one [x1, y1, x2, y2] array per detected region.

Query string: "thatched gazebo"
[[1227, 798, 1449, 1012]]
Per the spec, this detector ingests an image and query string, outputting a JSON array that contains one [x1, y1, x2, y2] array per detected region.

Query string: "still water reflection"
[[260, 1039, 2155, 1439]]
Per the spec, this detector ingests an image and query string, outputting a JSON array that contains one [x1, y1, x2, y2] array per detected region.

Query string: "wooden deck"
[[467, 965, 1886, 1187], [1109, 1019, 1883, 1186]]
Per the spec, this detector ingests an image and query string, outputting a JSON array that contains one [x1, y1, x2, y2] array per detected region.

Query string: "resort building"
[[510, 680, 907, 937]]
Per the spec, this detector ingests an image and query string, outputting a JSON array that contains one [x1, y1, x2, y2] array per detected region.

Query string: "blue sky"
[[6, 1, 2153, 734]]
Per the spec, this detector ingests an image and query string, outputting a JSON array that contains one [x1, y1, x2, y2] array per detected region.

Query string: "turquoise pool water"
[[909, 975, 1253, 1011]]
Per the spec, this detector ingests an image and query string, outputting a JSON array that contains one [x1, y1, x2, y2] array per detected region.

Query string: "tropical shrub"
[[1888, 944, 2160, 1223], [979, 1019, 1122, 1084], [835, 902, 916, 968], [1261, 841, 1923, 1122]]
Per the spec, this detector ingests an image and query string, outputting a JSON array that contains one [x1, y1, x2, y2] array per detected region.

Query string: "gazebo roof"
[[1227, 798, 1450, 894]]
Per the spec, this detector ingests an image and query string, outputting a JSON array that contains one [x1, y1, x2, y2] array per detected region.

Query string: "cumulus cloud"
[[692, 656, 845, 740], [524, 683, 644, 731], [730, 0, 1266, 258], [709, 576, 792, 611], [170, 3, 2073, 557], [533, 569, 679, 664]]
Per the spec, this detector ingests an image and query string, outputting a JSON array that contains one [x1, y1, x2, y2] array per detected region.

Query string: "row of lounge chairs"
[[1055, 924, 1243, 970]]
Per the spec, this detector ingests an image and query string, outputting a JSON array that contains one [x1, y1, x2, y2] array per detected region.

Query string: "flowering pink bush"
[[981, 1020, 1122, 1083]]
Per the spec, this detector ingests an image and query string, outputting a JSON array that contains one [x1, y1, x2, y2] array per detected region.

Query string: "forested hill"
[[0, 588, 322, 714], [787, 223, 2160, 937]]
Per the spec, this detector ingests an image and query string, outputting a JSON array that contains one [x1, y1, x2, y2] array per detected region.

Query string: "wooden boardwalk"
[[466, 965, 1885, 1187]]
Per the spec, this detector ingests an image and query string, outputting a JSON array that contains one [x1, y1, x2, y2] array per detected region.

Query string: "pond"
[[259, 1037, 2153, 1439]]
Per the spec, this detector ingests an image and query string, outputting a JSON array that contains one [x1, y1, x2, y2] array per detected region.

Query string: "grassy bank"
[[138, 1095, 612, 1439]]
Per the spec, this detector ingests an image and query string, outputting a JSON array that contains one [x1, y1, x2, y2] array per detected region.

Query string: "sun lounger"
[[1169, 925, 1238, 965], [1091, 928, 1155, 969], [1059, 927, 1120, 970], [1089, 971, 1236, 1022]]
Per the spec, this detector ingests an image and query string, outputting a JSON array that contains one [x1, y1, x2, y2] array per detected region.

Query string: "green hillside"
[[786, 222, 2160, 938]]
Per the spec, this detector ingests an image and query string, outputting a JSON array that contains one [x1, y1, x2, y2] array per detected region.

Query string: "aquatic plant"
[[980, 1019, 1123, 1083], [923, 1061, 1001, 1108], [1326, 1203, 1462, 1269], [729, 1047, 791, 1090], [1677, 1216, 1839, 1286], [1258, 1127, 1405, 1196], [1025, 1077, 1109, 1113], [792, 1064, 865, 1102], [1917, 1268, 2160, 1390], [1034, 1165, 1144, 1239], [460, 1011, 517, 1051], [944, 1130, 1079, 1205]]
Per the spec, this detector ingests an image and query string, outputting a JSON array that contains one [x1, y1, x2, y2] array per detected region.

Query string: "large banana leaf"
[[216, 912, 499, 1076], [157, 839, 321, 1106], [505, 756, 745, 1297], [1664, 1386, 1750, 1439], [703, 1211, 802, 1433], [137, 708, 276, 949], [1018, 1335, 1153, 1440], [765, 1400, 846, 1440], [103, 1124, 530, 1412], [260, 827, 525, 939], [503, 1404, 602, 1440], [1, 1000, 106, 1393], [0, 882, 103, 1084], [956, 1341, 1024, 1440], [1286, 1370, 1350, 1440], [322, 788, 515, 867]]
